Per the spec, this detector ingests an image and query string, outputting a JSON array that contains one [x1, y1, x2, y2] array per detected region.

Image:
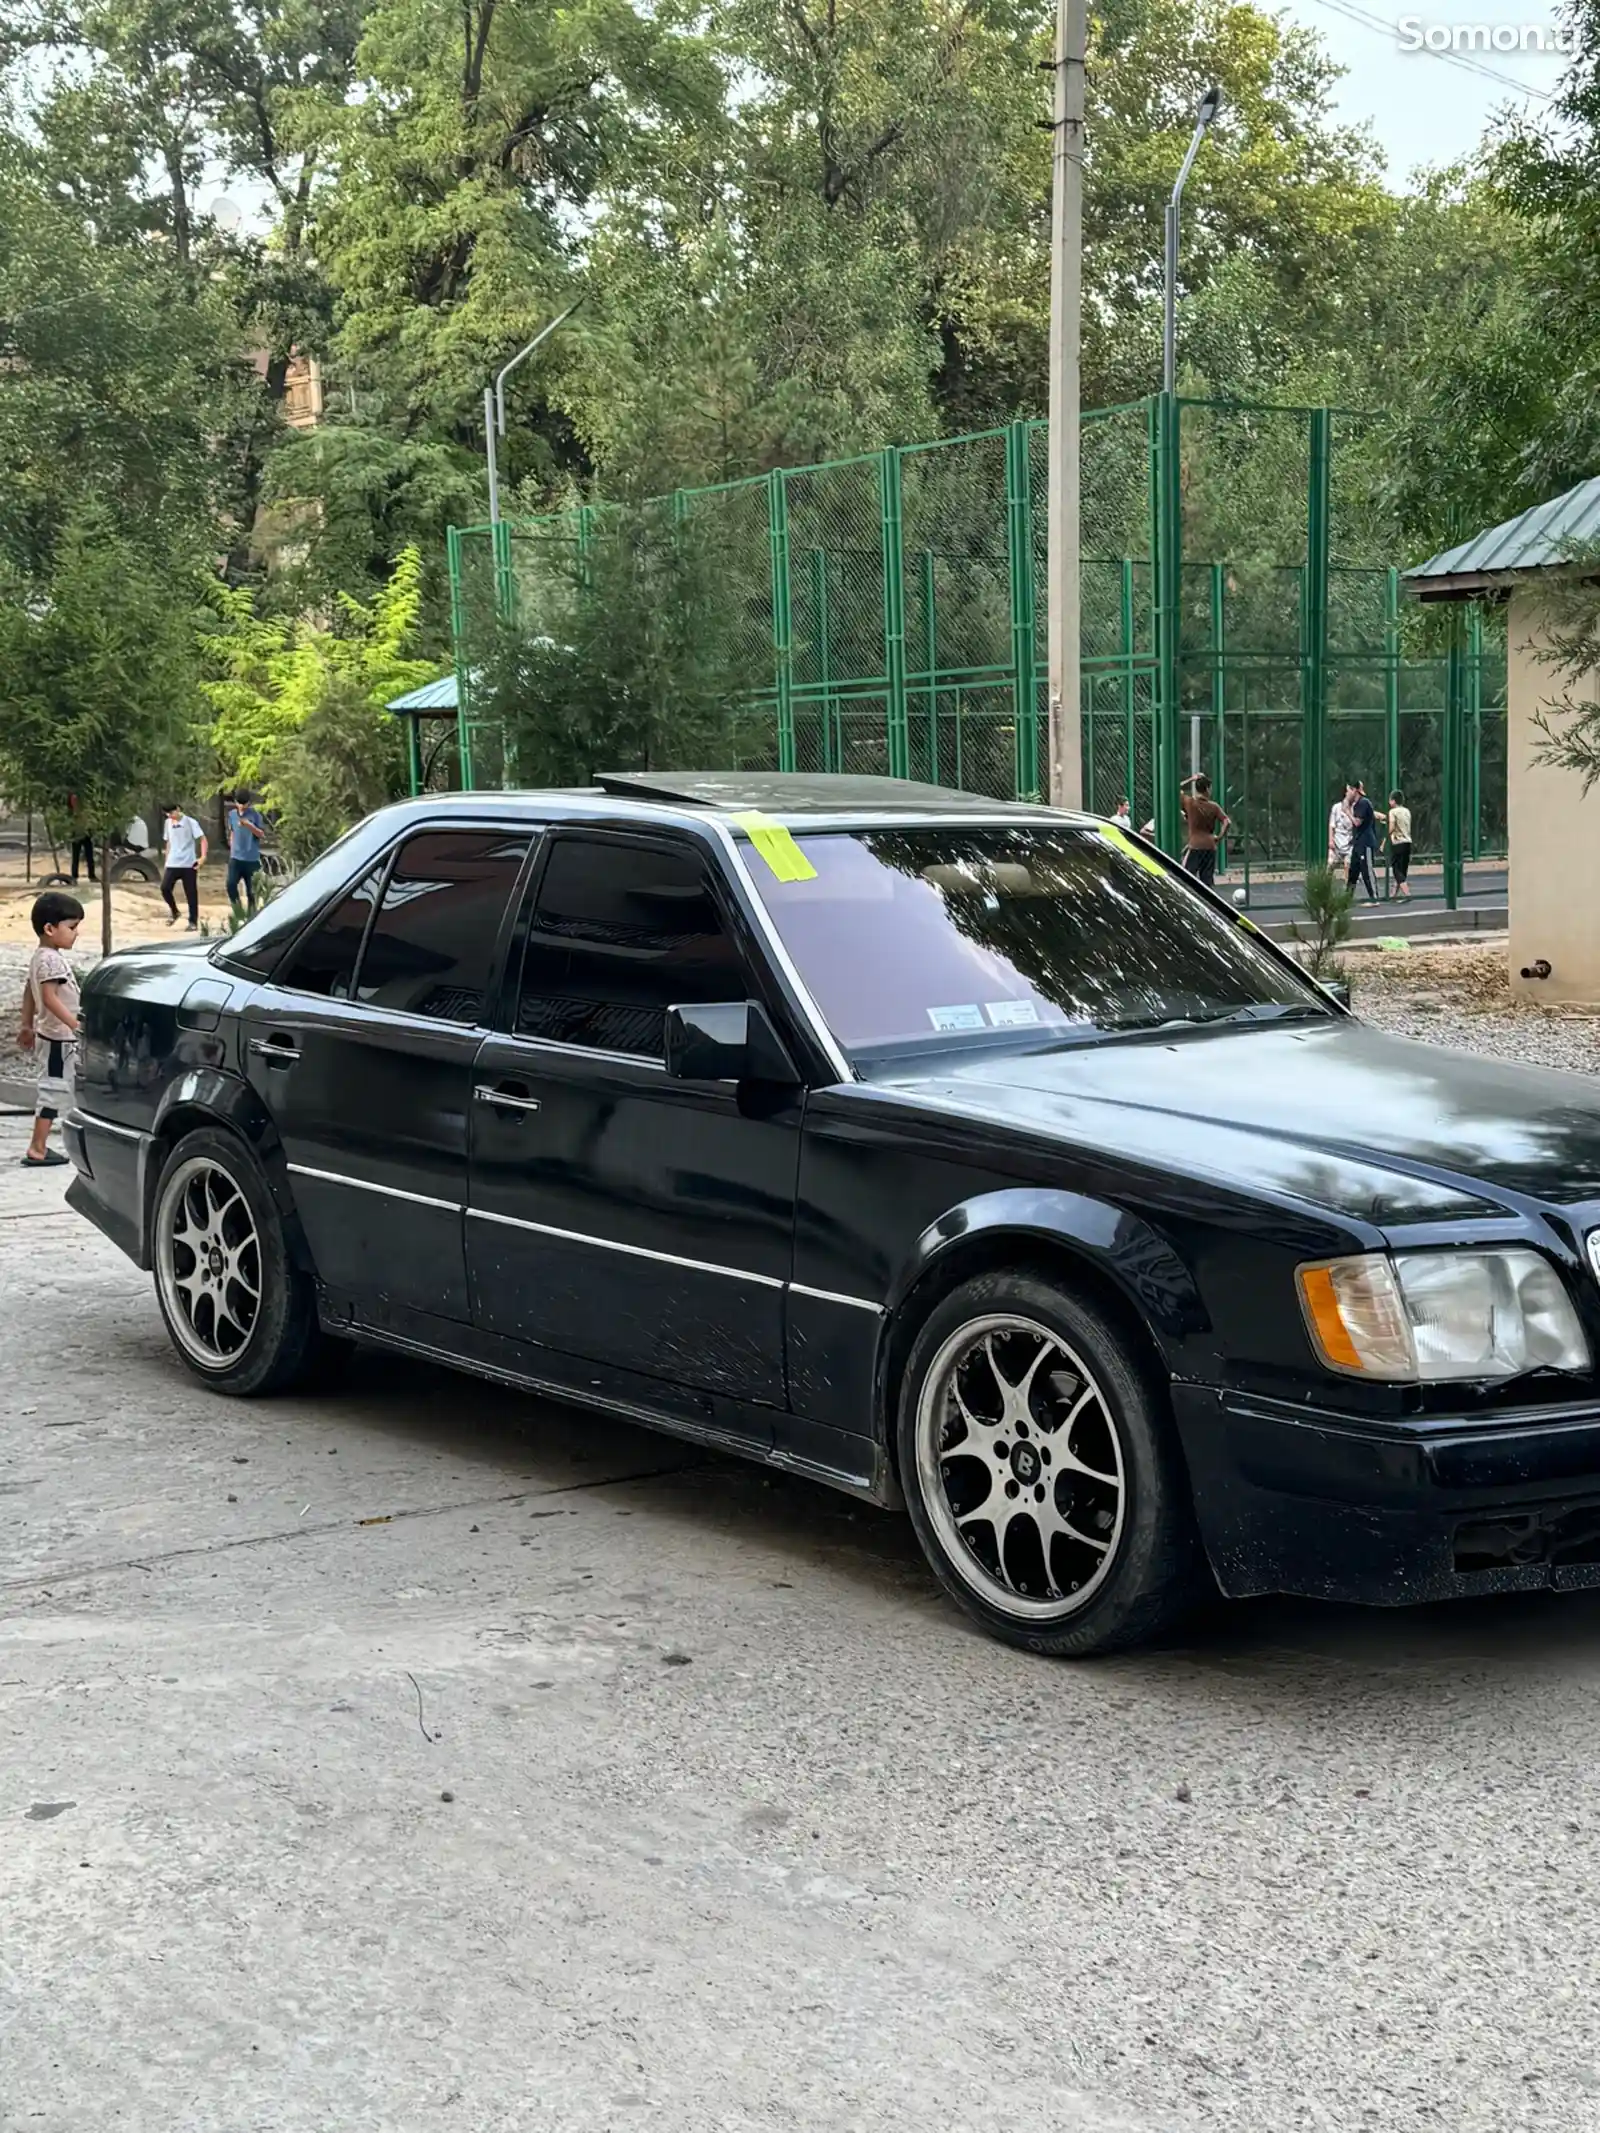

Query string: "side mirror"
[[665, 1001, 798, 1085], [1322, 978, 1352, 1011]]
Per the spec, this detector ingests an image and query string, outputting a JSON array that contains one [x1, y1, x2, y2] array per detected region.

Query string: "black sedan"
[[62, 772, 1600, 1655]]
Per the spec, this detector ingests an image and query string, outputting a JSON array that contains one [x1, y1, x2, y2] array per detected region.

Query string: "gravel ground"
[[1351, 939, 1600, 1076]]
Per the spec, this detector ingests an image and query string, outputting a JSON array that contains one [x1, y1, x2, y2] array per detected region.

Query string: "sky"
[[1276, 0, 1571, 182]]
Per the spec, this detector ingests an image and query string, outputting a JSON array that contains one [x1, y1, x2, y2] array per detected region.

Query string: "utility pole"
[[1046, 0, 1087, 809]]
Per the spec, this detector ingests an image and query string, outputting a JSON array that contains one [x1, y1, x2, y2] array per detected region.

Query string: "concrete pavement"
[[5, 1106, 1600, 2132]]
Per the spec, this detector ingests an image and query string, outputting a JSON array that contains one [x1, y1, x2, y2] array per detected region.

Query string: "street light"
[[483, 299, 584, 524], [1162, 86, 1221, 394]]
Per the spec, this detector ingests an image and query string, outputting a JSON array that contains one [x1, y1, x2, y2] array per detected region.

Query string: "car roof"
[[398, 771, 1093, 833]]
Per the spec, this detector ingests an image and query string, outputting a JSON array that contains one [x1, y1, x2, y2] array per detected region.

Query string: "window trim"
[[266, 821, 543, 1024], [267, 850, 392, 1004], [502, 825, 784, 1067]]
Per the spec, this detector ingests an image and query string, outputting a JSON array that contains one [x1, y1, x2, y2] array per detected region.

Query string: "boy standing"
[[225, 791, 267, 913], [1386, 789, 1413, 897], [161, 802, 208, 930], [17, 891, 83, 1169]]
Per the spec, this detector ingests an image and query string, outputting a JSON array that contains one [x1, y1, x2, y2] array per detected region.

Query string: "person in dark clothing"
[[1346, 780, 1382, 902], [1179, 772, 1230, 889], [66, 792, 95, 884]]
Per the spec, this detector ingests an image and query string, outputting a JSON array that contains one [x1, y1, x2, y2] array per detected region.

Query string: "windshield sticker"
[[733, 812, 818, 883], [1097, 820, 1167, 878], [928, 1003, 986, 1033], [985, 999, 1040, 1028]]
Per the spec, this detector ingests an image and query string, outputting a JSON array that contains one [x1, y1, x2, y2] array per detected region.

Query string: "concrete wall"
[[1507, 589, 1600, 1004]]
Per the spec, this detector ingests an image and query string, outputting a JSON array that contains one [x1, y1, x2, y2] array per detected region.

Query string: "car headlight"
[[1297, 1249, 1589, 1381]]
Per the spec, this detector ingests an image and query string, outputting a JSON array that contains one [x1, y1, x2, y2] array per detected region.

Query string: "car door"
[[239, 825, 533, 1324], [466, 830, 802, 1413]]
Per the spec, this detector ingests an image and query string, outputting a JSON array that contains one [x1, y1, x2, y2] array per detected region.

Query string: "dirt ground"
[[1350, 935, 1592, 1016], [0, 859, 237, 949]]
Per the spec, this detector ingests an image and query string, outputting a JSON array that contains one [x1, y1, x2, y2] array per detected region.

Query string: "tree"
[[2, 0, 365, 558], [201, 547, 435, 863], [0, 510, 205, 952], [0, 151, 232, 944]]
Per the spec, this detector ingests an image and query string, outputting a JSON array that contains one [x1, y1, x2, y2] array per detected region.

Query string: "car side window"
[[517, 837, 747, 1060], [274, 864, 385, 999], [353, 829, 531, 1023]]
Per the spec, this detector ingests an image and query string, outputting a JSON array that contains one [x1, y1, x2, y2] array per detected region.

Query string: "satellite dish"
[[209, 196, 244, 233]]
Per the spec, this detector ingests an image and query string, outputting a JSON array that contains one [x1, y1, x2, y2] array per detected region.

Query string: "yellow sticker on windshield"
[[1097, 820, 1167, 877], [733, 812, 818, 883]]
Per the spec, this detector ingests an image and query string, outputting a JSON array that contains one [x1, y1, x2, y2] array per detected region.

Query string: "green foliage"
[[0, 151, 237, 579], [201, 547, 434, 862], [473, 508, 761, 785], [0, 506, 204, 905], [0, 152, 226, 942], [1291, 863, 1355, 981], [1523, 554, 1600, 795]]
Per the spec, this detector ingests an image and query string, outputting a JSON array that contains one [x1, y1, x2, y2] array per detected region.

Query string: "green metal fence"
[[448, 392, 1506, 903]]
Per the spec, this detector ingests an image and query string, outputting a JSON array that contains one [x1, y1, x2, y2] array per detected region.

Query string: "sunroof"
[[593, 770, 1040, 813]]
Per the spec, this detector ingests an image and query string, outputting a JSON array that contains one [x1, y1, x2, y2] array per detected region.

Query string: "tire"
[[109, 856, 156, 885], [151, 1127, 323, 1396], [896, 1269, 1205, 1657]]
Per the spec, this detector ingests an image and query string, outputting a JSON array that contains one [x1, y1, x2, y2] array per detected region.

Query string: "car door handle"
[[475, 1083, 541, 1114], [249, 1036, 302, 1065]]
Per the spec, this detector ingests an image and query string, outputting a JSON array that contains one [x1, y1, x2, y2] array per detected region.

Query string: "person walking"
[[225, 792, 267, 914], [1386, 789, 1413, 898], [1346, 779, 1382, 903], [1178, 772, 1230, 889], [1111, 796, 1133, 830], [1327, 781, 1355, 872], [160, 802, 208, 930]]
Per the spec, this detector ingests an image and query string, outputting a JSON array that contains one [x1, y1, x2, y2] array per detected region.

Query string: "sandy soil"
[[0, 865, 236, 949]]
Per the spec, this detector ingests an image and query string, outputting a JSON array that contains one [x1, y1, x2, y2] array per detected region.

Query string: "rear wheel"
[[152, 1128, 322, 1395], [897, 1269, 1204, 1656]]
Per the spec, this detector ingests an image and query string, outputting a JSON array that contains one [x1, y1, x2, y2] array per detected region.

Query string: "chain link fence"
[[449, 394, 1506, 902]]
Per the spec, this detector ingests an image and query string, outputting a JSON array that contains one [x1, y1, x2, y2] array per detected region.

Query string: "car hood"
[[882, 1018, 1600, 1225]]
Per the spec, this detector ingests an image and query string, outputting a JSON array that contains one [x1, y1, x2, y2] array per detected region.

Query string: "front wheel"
[[897, 1270, 1204, 1656], [152, 1128, 322, 1395]]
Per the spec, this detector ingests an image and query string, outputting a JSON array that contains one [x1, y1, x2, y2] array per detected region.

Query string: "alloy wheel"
[[914, 1312, 1127, 1621], [156, 1157, 263, 1370]]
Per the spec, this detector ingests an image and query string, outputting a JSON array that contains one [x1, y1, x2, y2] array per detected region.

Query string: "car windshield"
[[740, 823, 1326, 1067]]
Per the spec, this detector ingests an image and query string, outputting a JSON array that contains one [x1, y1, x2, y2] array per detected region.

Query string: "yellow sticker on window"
[[733, 812, 818, 883], [1097, 820, 1167, 877]]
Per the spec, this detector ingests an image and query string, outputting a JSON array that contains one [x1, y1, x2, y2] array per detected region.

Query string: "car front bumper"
[[1175, 1383, 1600, 1605]]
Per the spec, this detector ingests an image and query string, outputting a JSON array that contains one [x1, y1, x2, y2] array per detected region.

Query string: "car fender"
[[147, 1068, 311, 1270], [884, 1185, 1209, 1349]]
